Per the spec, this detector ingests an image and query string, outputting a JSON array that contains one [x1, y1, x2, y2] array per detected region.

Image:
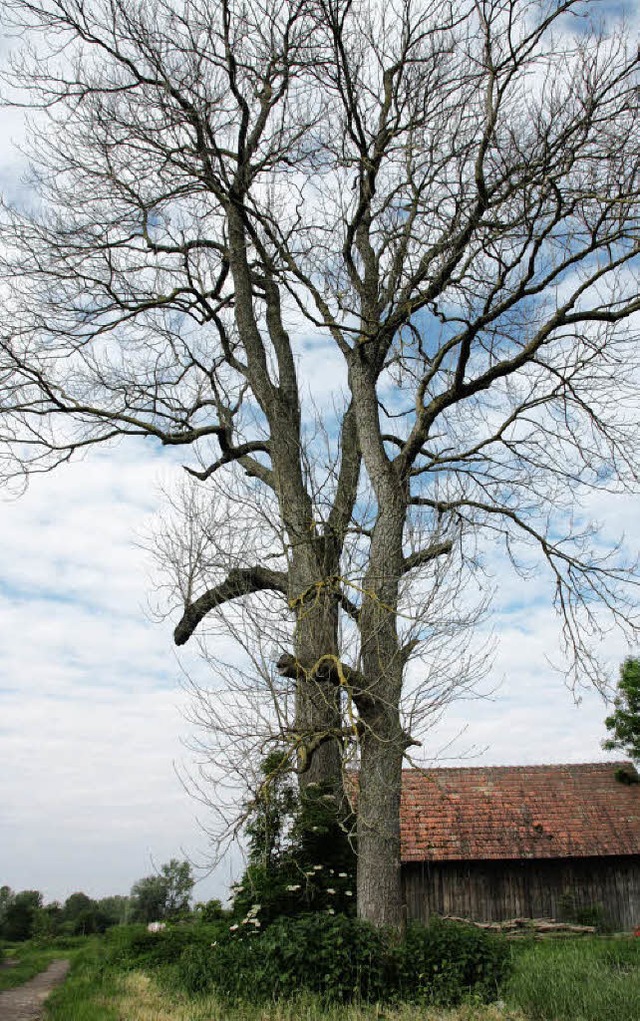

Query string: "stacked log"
[[441, 915, 596, 938]]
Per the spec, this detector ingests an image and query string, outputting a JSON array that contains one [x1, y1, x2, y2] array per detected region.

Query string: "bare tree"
[[1, 0, 640, 928]]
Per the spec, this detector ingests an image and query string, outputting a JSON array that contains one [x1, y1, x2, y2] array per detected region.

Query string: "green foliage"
[[395, 918, 511, 1006], [105, 921, 227, 971], [194, 898, 227, 922], [0, 886, 126, 942], [557, 891, 612, 933], [603, 657, 640, 762], [614, 764, 639, 784], [506, 936, 640, 1021], [129, 859, 195, 922], [232, 754, 356, 926], [95, 895, 130, 927], [1, 889, 43, 941], [171, 913, 510, 1006]]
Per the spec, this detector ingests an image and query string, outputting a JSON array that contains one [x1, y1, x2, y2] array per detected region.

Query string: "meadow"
[[4, 928, 640, 1021]]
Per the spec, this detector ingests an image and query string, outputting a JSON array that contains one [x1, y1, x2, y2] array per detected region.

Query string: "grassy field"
[[31, 932, 640, 1021]]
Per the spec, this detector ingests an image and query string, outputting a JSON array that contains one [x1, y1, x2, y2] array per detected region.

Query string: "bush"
[[396, 917, 511, 1005], [105, 921, 227, 971], [232, 769, 357, 926], [175, 913, 388, 1002], [172, 912, 511, 1006]]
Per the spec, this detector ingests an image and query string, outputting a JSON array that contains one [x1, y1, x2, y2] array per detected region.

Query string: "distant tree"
[[73, 906, 113, 935], [195, 898, 226, 922], [162, 860, 195, 918], [1, 890, 43, 942], [62, 892, 94, 921], [129, 860, 194, 922], [603, 658, 640, 763], [96, 895, 130, 927], [0, 885, 13, 930], [59, 891, 119, 934], [129, 875, 168, 924], [38, 901, 63, 937]]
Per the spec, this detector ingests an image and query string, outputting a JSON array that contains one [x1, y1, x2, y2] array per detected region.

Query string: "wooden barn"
[[400, 762, 640, 931]]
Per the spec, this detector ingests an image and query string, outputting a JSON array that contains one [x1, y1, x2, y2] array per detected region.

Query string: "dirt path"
[[0, 960, 70, 1021]]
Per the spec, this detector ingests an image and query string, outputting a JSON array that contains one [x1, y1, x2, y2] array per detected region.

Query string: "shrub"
[[105, 921, 227, 971], [232, 763, 357, 926], [396, 917, 511, 1005], [172, 912, 511, 1006], [175, 912, 388, 1002]]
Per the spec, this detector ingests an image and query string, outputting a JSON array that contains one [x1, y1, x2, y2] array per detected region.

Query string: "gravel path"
[[0, 960, 70, 1021]]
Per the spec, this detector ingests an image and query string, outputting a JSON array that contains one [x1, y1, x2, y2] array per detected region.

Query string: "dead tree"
[[1, 0, 640, 928]]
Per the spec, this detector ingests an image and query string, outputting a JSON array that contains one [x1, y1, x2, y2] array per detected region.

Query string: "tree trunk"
[[357, 706, 405, 930], [348, 355, 408, 931], [290, 556, 343, 793]]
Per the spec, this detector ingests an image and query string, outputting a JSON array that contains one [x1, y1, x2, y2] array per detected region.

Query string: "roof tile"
[[400, 762, 640, 862]]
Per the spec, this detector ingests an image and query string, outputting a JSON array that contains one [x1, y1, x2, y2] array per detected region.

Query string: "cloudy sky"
[[0, 3, 639, 910]]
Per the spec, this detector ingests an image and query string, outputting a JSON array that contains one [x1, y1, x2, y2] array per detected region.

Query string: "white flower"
[[229, 924, 239, 931], [313, 864, 323, 871], [286, 884, 301, 892], [327, 908, 335, 915], [327, 888, 336, 895], [345, 891, 353, 897], [338, 872, 348, 878]]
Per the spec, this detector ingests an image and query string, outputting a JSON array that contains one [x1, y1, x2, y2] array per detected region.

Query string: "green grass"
[[505, 937, 640, 1021], [33, 931, 640, 1021], [44, 942, 121, 1021], [48, 964, 523, 1021], [0, 942, 79, 992]]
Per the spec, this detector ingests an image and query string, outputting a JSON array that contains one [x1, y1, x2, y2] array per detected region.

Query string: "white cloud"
[[0, 444, 234, 903]]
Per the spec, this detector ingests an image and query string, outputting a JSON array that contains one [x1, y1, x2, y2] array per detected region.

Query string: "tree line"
[[0, 859, 221, 941]]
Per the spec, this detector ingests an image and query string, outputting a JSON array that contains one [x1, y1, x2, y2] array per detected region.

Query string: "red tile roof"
[[400, 763, 640, 862]]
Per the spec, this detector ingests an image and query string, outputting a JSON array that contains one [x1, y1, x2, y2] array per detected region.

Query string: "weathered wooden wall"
[[402, 855, 640, 931]]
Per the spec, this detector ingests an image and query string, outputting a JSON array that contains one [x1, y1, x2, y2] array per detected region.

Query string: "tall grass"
[[506, 937, 640, 1021]]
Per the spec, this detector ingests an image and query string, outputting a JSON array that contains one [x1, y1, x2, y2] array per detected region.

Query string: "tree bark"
[[357, 712, 405, 930]]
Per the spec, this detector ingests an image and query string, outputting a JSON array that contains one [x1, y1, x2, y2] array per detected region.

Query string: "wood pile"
[[441, 915, 596, 938]]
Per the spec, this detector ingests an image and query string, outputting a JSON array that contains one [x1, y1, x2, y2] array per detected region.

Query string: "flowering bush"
[[171, 913, 511, 1005], [231, 754, 356, 925]]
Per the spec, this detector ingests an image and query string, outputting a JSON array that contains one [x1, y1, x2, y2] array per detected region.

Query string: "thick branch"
[[402, 540, 453, 574], [174, 566, 288, 645]]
